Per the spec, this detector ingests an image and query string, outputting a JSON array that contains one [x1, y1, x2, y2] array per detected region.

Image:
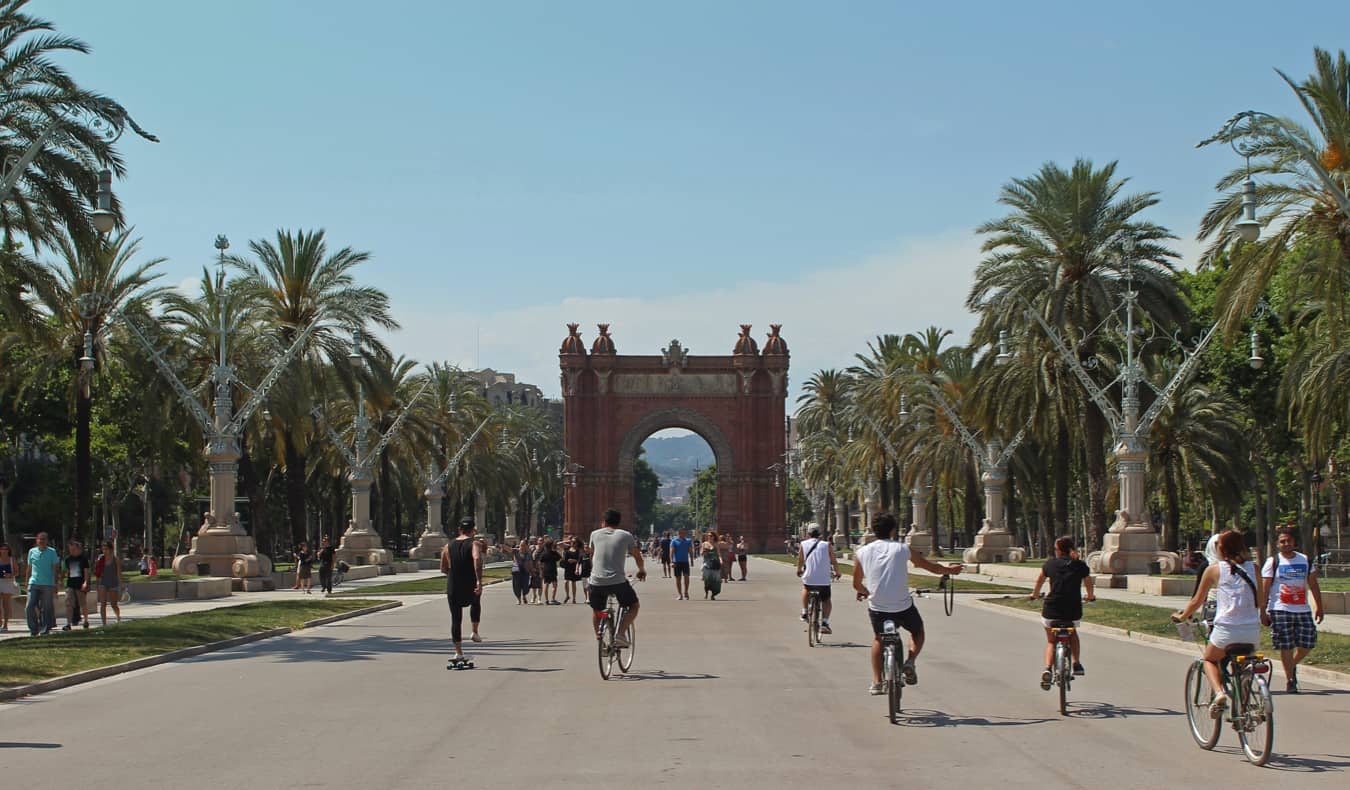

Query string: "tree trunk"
[[75, 388, 93, 547], [1054, 417, 1070, 535], [1163, 458, 1180, 552], [1083, 406, 1109, 550], [963, 463, 980, 542], [283, 433, 308, 546]]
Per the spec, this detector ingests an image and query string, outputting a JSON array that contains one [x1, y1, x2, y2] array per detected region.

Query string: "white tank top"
[[1215, 560, 1260, 627], [800, 538, 832, 586]]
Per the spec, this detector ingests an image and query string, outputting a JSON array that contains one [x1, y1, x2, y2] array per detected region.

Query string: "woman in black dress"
[[561, 536, 583, 604], [538, 537, 562, 605]]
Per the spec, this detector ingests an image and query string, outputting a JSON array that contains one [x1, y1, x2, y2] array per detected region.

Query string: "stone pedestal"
[[1087, 516, 1181, 575], [336, 473, 391, 566], [503, 497, 518, 544], [409, 490, 448, 560], [905, 484, 936, 555], [832, 499, 850, 549], [962, 469, 1025, 563], [172, 434, 271, 578]]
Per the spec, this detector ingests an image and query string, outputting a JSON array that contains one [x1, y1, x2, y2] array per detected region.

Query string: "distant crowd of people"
[[644, 529, 748, 600], [5, 532, 125, 636]]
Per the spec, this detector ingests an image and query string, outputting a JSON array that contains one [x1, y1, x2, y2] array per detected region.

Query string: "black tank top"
[[446, 539, 477, 593]]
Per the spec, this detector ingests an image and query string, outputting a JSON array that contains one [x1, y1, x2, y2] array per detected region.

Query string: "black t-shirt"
[[1041, 556, 1091, 621], [538, 549, 561, 572], [64, 554, 92, 588], [297, 551, 313, 568], [318, 546, 336, 568]]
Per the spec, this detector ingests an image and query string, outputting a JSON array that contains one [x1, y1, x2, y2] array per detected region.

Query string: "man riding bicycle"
[[796, 523, 840, 634], [852, 512, 962, 695], [1030, 536, 1096, 688], [587, 508, 647, 647]]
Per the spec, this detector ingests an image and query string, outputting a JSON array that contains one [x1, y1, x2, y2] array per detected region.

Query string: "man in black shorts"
[[669, 527, 693, 600], [659, 532, 672, 578], [588, 509, 647, 646], [441, 518, 484, 665], [317, 536, 337, 594]]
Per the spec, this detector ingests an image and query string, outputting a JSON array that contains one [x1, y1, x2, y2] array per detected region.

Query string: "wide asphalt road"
[[4, 558, 1348, 787]]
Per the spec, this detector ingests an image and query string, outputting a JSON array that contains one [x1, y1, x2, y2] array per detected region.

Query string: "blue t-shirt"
[[27, 546, 61, 586], [670, 537, 692, 563]]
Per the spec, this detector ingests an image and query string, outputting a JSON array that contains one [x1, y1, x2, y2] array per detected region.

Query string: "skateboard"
[[446, 657, 475, 670]]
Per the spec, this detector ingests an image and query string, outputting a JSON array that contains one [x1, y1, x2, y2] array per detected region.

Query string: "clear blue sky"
[[43, 0, 1347, 398]]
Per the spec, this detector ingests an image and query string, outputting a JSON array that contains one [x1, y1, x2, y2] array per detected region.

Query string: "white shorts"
[[1209, 623, 1261, 650], [1041, 618, 1080, 629]]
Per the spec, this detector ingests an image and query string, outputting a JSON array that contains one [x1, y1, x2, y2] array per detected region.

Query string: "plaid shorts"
[[1269, 609, 1317, 650]]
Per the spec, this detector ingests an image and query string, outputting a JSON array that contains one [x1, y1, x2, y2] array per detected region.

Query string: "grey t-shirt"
[[588, 528, 636, 586]]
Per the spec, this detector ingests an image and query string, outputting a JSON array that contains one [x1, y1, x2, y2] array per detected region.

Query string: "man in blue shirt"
[[25, 531, 61, 636], [669, 528, 693, 600]]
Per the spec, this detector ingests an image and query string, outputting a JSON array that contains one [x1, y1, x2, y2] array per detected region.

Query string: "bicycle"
[[1174, 617, 1275, 766], [1044, 620, 1076, 715], [596, 592, 635, 680], [880, 618, 908, 724], [806, 588, 823, 647]]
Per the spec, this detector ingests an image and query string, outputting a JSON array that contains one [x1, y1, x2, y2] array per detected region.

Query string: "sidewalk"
[[911, 568, 1350, 636], [0, 567, 448, 642]]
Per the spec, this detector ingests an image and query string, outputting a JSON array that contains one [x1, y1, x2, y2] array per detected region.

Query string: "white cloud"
[[376, 231, 985, 402]]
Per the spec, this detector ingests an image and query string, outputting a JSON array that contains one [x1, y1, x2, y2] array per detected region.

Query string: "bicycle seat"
[[1046, 620, 1076, 629], [1223, 643, 1255, 657]]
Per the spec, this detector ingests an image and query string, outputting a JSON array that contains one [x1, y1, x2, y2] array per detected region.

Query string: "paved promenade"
[[3, 558, 1348, 787]]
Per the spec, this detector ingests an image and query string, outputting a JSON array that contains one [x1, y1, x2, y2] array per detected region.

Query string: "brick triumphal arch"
[[559, 323, 789, 551]]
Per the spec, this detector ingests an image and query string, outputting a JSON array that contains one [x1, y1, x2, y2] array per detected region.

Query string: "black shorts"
[[660, 554, 671, 565], [543, 570, 558, 583], [804, 584, 832, 603], [868, 605, 924, 638], [673, 561, 691, 578], [589, 581, 639, 612]]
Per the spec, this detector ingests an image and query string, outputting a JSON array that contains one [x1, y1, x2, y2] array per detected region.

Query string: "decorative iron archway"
[[559, 324, 789, 551]]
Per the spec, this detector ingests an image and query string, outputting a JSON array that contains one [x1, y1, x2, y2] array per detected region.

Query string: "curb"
[[963, 597, 1350, 691], [0, 601, 403, 702]]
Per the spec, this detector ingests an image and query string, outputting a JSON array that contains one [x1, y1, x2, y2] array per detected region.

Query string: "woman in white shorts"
[[1173, 529, 1269, 717]]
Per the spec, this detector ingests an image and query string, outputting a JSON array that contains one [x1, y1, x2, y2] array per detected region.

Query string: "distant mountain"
[[641, 434, 715, 481]]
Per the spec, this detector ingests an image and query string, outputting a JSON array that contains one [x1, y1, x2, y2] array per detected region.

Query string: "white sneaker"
[[868, 682, 884, 696], [1209, 694, 1229, 719]]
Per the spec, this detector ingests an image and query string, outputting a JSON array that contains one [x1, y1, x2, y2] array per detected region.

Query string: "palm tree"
[[0, 0, 156, 247], [968, 159, 1185, 547], [31, 231, 164, 541], [231, 229, 397, 546]]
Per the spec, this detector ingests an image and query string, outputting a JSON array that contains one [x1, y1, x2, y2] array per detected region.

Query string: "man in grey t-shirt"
[[587, 508, 647, 647]]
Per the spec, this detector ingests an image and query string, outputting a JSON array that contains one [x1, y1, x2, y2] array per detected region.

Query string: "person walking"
[[508, 540, 530, 605], [0, 543, 18, 632], [317, 537, 337, 594], [720, 533, 734, 583], [1261, 525, 1325, 693], [294, 542, 315, 594], [736, 536, 749, 581], [62, 539, 91, 630], [528, 539, 544, 604], [94, 541, 122, 626], [579, 541, 593, 600], [441, 518, 484, 666], [25, 532, 60, 636], [670, 528, 693, 600], [701, 531, 723, 600], [539, 537, 562, 605], [562, 536, 583, 604], [659, 532, 672, 578]]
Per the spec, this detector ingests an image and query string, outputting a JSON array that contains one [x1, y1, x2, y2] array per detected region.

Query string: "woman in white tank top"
[[1173, 530, 1269, 716]]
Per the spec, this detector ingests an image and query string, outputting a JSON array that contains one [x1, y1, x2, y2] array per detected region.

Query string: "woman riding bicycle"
[[1172, 529, 1270, 717]]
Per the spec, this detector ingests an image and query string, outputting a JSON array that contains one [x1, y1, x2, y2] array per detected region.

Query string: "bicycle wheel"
[[1237, 674, 1274, 766], [888, 647, 902, 724], [597, 617, 614, 680], [942, 574, 954, 617], [617, 621, 635, 673], [1057, 643, 1070, 716], [1184, 661, 1220, 750], [807, 597, 820, 648]]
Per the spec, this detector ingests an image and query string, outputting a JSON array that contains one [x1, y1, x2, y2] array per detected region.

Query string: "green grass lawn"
[[979, 595, 1350, 674], [118, 572, 190, 584], [1315, 577, 1350, 591], [0, 599, 386, 689], [331, 567, 510, 596]]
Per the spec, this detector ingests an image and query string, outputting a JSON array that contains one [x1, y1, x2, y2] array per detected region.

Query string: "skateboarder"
[[441, 517, 484, 668]]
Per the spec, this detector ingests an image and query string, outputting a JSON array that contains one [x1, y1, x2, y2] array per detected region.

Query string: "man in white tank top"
[[796, 524, 840, 634]]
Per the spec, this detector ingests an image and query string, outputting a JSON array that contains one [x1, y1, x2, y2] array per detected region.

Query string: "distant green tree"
[[633, 448, 659, 530], [688, 464, 717, 528]]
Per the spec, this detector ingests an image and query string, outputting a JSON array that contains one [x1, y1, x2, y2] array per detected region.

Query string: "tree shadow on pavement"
[[480, 666, 565, 673], [186, 635, 575, 664], [893, 708, 1054, 728], [1063, 701, 1182, 720], [817, 641, 867, 649], [0, 742, 62, 749]]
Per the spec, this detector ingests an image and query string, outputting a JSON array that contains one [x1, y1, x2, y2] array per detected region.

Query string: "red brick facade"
[[559, 324, 789, 551]]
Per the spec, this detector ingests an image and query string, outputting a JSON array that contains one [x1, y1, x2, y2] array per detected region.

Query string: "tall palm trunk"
[[1163, 459, 1181, 552], [963, 463, 980, 542], [1054, 417, 1070, 534], [75, 388, 92, 546], [283, 434, 308, 546], [1083, 406, 1109, 550]]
